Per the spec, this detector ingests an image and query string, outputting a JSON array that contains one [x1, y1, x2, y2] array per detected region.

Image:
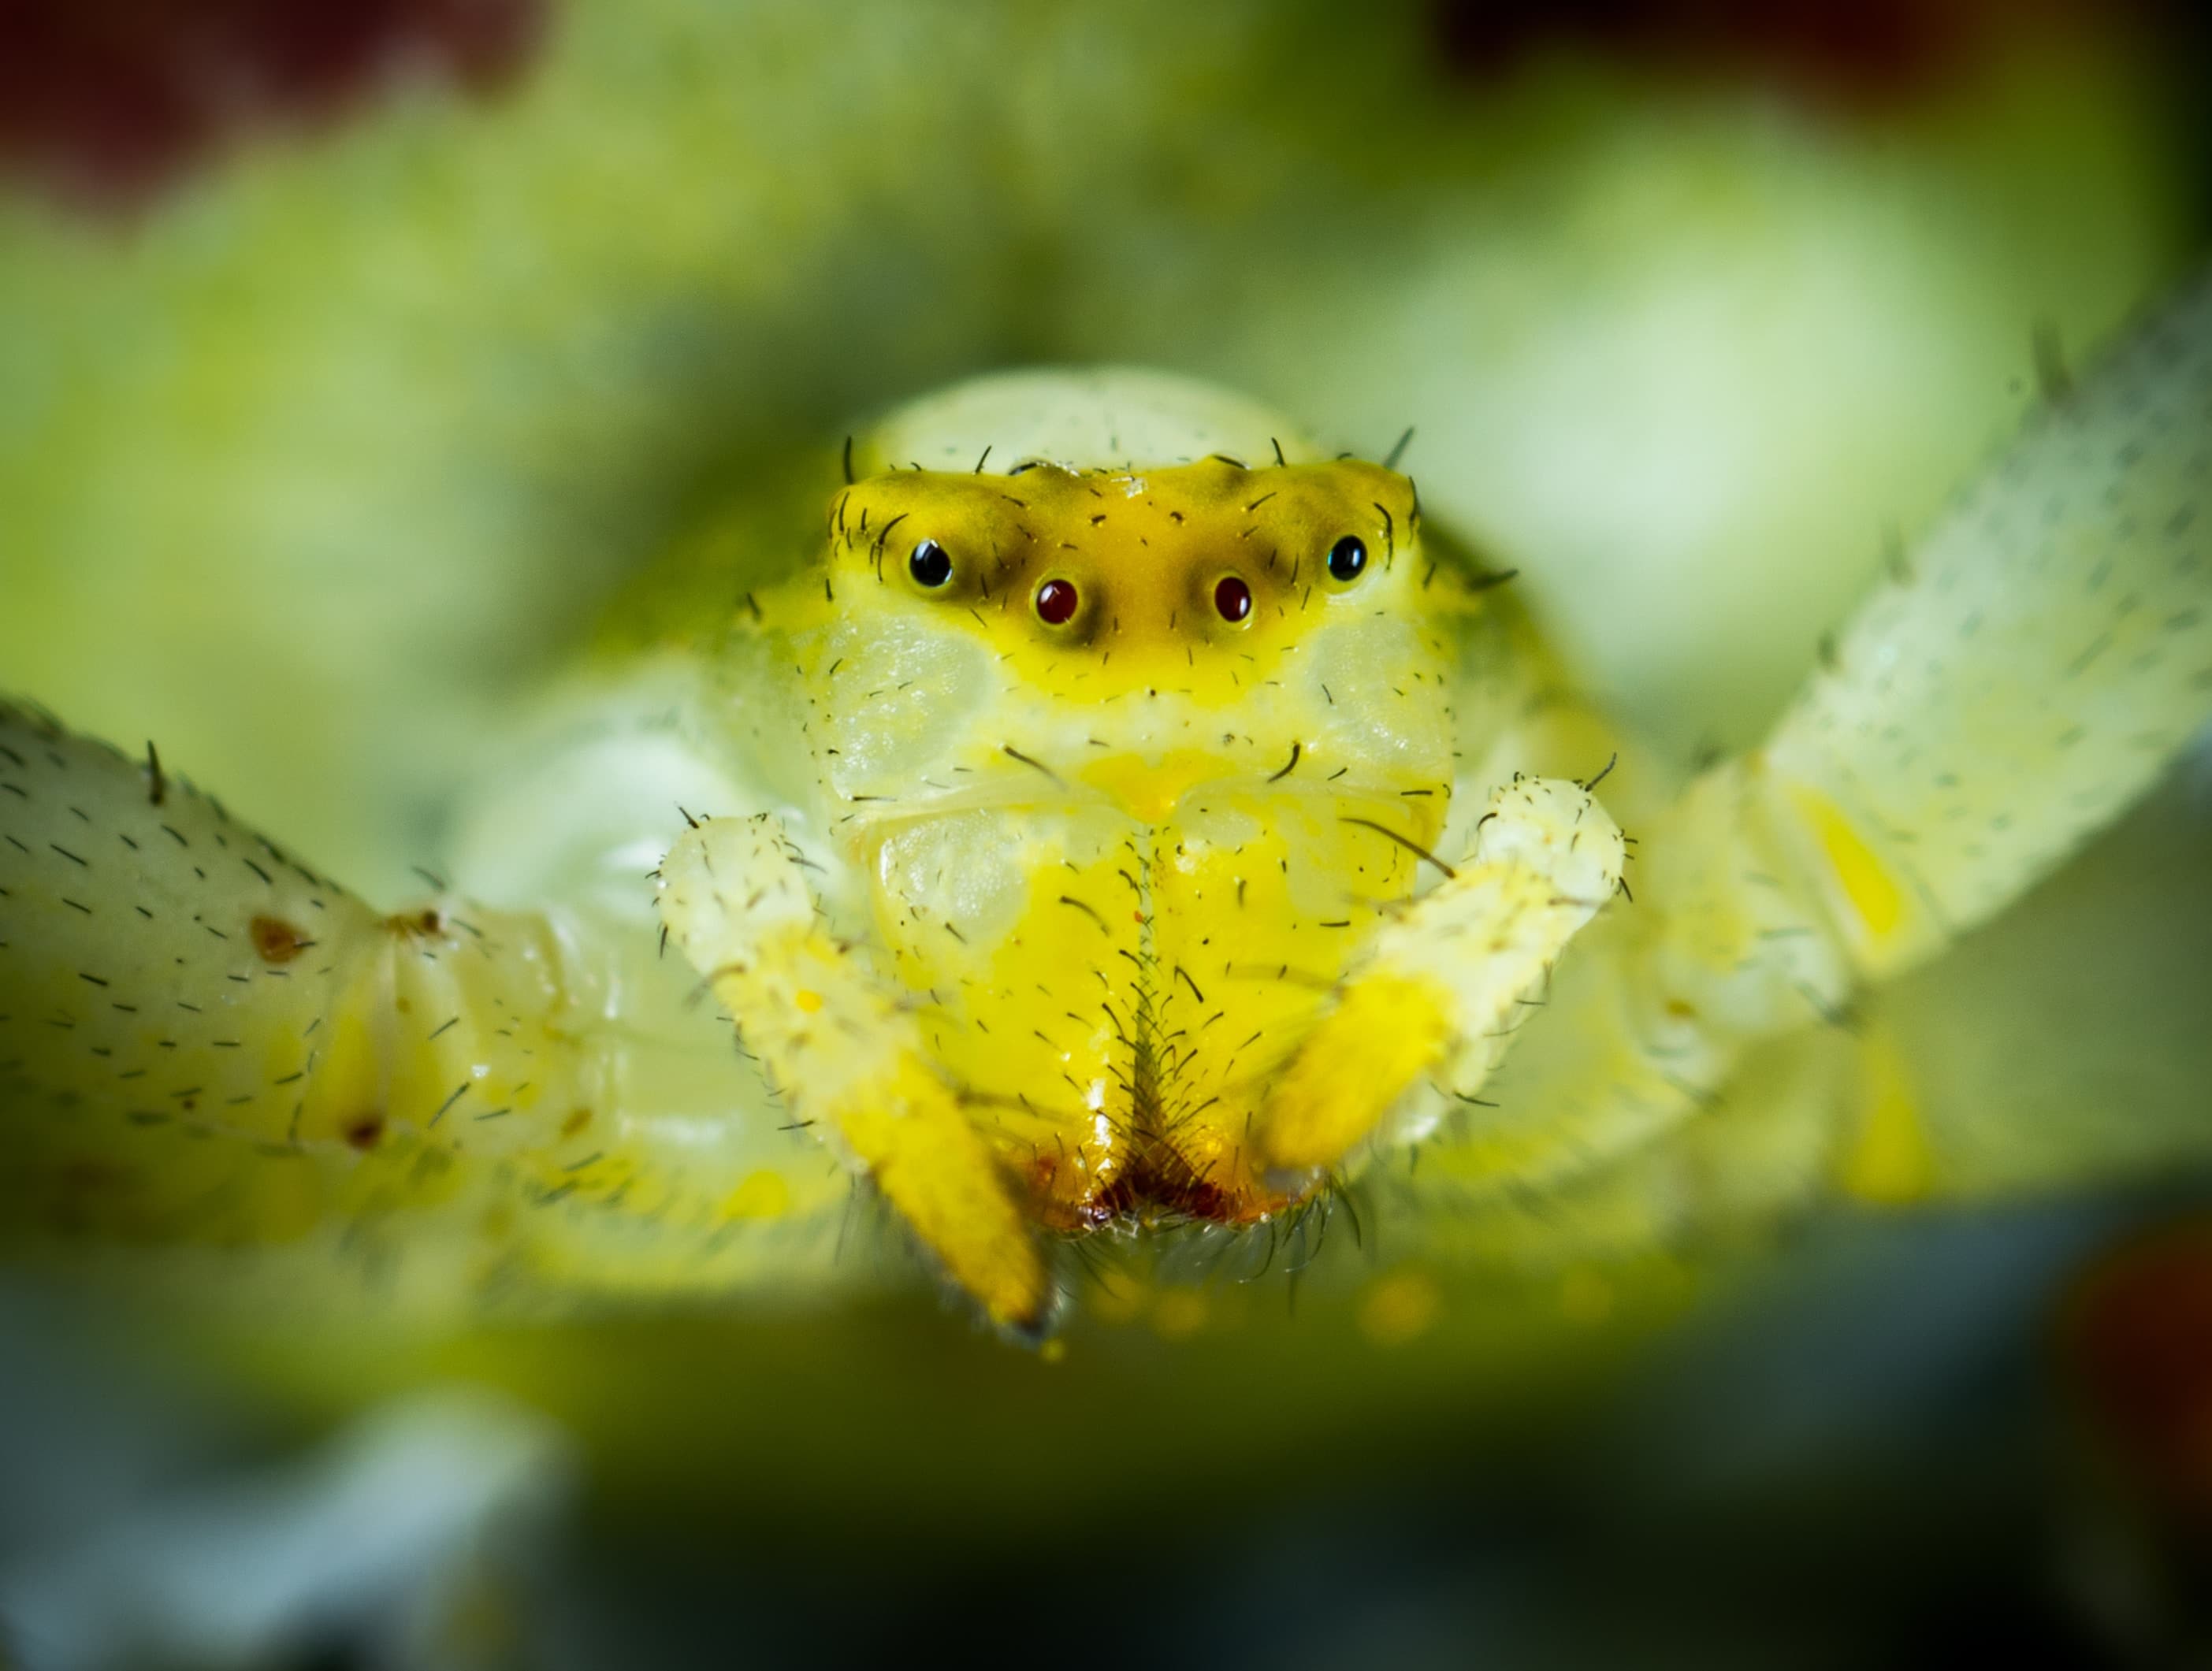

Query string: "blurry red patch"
[[1429, 0, 2169, 111], [0, 0, 548, 210], [2060, 1219, 2212, 1511]]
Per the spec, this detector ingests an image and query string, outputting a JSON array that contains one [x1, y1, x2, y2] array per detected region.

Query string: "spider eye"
[[1326, 536, 1367, 583], [1214, 575, 1251, 623], [909, 539, 953, 588], [1035, 577, 1080, 625]]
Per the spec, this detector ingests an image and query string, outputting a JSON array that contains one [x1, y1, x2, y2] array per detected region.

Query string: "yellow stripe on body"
[[1776, 779, 1940, 979]]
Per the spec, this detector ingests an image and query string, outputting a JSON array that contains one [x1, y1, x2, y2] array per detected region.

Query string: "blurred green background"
[[3, 0, 2203, 895], [2, 2, 2210, 1665]]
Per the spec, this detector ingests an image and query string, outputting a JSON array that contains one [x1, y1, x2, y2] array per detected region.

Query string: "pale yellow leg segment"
[[655, 813, 1052, 1335], [1391, 743, 1861, 1215], [1406, 274, 2212, 1226], [0, 702, 589, 1188], [1258, 776, 1624, 1179], [2, 701, 844, 1316], [1764, 273, 2212, 980]]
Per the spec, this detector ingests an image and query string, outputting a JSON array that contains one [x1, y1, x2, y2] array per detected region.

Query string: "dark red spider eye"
[[1035, 577, 1080, 625], [1214, 575, 1252, 623]]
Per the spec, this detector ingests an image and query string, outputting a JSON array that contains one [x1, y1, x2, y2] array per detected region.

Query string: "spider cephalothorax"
[[784, 455, 1465, 1235]]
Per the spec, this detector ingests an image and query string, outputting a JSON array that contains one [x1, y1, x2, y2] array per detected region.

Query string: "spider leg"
[[656, 811, 1054, 1338], [1407, 272, 2212, 1221], [1255, 774, 1624, 1183], [0, 700, 839, 1311], [1762, 273, 2212, 978]]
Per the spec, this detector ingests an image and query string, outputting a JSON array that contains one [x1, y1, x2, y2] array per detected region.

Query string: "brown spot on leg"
[[560, 1108, 593, 1138], [343, 1113, 385, 1151], [250, 914, 307, 963]]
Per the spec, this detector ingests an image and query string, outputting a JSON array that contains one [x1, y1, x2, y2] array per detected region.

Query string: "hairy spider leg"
[[1410, 272, 2212, 1220], [1257, 775, 1625, 1181], [656, 811, 1054, 1336], [0, 701, 842, 1313]]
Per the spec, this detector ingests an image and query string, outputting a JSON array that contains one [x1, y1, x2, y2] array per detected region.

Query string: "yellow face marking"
[[1080, 748, 1230, 825], [822, 456, 1419, 700]]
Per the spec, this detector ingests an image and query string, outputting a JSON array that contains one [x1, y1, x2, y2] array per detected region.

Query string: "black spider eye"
[[1327, 536, 1367, 582], [908, 539, 953, 588]]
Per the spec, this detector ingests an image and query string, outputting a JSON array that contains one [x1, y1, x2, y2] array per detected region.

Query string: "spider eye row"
[[902, 533, 1372, 622]]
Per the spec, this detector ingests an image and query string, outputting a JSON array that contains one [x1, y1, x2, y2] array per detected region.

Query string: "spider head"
[[793, 371, 1461, 828]]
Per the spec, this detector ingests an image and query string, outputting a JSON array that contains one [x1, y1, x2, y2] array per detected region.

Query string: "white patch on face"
[[854, 368, 1322, 477], [817, 612, 994, 795]]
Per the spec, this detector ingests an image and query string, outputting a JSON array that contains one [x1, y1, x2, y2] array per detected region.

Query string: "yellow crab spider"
[[2, 277, 2208, 1339]]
